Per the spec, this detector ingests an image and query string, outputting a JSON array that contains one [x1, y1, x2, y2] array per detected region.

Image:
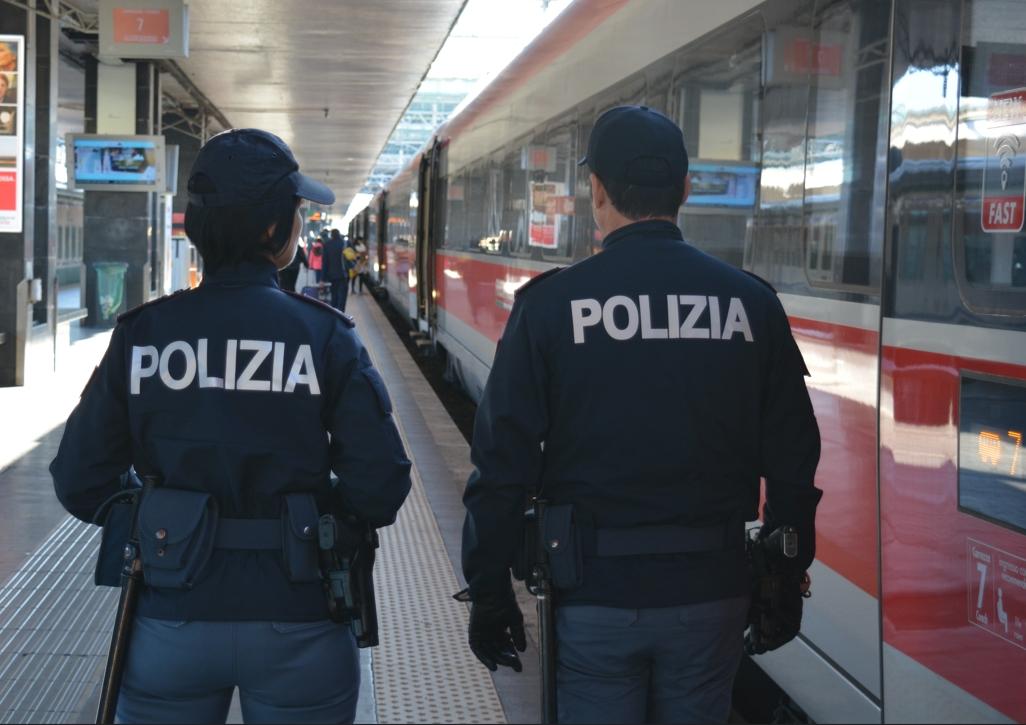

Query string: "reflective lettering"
[[603, 296, 639, 341], [130, 345, 158, 395], [158, 341, 197, 391], [666, 294, 680, 339], [225, 339, 237, 390], [272, 342, 285, 392], [639, 295, 667, 339], [708, 296, 721, 340], [237, 340, 272, 392], [680, 295, 709, 339], [285, 344, 320, 395], [571, 299, 602, 344], [722, 297, 754, 341], [197, 338, 224, 389]]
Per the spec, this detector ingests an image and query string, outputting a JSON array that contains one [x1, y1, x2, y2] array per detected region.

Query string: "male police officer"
[[461, 106, 822, 724], [51, 129, 411, 724]]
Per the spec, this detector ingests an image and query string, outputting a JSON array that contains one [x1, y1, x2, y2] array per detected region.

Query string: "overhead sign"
[[0, 35, 24, 234], [114, 8, 170, 45], [99, 0, 189, 59], [982, 88, 1026, 233]]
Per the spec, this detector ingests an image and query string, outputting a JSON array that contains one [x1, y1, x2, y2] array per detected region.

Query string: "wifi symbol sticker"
[[983, 90, 1026, 233]]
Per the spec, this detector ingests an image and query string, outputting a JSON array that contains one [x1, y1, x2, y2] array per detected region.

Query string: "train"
[[349, 0, 1026, 721]]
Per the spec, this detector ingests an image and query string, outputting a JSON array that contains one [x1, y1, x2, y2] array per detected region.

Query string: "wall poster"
[[0, 35, 24, 233]]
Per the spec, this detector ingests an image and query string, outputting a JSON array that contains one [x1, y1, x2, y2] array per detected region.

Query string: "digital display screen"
[[685, 163, 758, 208], [959, 374, 1026, 534], [71, 135, 163, 190]]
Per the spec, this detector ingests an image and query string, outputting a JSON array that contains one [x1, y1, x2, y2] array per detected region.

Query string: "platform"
[[0, 294, 540, 724]]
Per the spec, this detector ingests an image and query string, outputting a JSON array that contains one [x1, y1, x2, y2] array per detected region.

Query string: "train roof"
[[373, 0, 763, 199]]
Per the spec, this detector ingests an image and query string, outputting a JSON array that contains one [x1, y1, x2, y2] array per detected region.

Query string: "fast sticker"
[[982, 88, 1026, 233]]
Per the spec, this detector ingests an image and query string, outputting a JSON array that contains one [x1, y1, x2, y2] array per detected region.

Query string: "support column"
[[82, 60, 158, 327], [32, 12, 58, 334], [0, 2, 36, 387]]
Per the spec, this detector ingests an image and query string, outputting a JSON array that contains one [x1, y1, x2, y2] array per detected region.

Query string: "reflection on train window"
[[444, 119, 577, 263], [959, 374, 1026, 535], [800, 0, 889, 292], [953, 0, 1026, 315], [673, 15, 762, 269]]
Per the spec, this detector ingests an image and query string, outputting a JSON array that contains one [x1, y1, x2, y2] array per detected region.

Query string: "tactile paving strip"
[[355, 306, 506, 724], [0, 516, 117, 724], [372, 464, 506, 725]]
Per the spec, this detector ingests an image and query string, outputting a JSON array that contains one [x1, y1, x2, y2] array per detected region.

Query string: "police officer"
[[461, 106, 821, 724], [50, 129, 412, 724]]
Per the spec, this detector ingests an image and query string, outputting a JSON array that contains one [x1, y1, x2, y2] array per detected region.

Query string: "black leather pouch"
[[138, 488, 218, 590], [94, 493, 135, 587], [282, 493, 321, 582], [542, 504, 583, 590]]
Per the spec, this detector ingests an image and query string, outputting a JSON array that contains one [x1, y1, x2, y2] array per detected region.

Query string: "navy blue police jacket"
[[50, 260, 412, 621], [462, 220, 822, 608]]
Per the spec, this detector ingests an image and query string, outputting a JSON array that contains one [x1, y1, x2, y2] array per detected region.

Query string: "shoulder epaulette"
[[743, 270, 779, 295], [283, 289, 355, 328], [515, 267, 563, 299], [116, 288, 191, 323]]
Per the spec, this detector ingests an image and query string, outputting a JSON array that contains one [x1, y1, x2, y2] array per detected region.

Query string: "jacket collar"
[[602, 219, 683, 249], [200, 259, 280, 288]]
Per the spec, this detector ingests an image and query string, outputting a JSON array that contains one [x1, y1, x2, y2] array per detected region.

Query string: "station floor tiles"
[[0, 296, 541, 724]]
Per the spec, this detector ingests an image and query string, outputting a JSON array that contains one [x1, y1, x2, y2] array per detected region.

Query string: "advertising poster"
[[528, 181, 565, 249], [0, 35, 24, 233]]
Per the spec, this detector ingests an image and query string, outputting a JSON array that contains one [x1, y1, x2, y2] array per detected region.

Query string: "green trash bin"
[[94, 262, 128, 324]]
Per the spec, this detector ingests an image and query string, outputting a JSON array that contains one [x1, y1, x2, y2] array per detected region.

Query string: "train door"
[[415, 140, 443, 333], [879, 2, 1026, 722], [377, 193, 387, 288]]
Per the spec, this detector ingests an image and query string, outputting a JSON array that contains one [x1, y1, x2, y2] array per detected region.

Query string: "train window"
[[959, 374, 1026, 535], [800, 0, 889, 293], [953, 0, 1026, 316], [526, 122, 576, 263], [673, 16, 762, 269]]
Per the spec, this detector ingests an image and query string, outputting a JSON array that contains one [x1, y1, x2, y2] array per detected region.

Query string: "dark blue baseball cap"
[[578, 105, 688, 188], [187, 128, 335, 208]]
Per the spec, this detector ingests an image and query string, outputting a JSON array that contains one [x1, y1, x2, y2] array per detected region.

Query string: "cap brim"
[[294, 172, 336, 205], [576, 155, 589, 167]]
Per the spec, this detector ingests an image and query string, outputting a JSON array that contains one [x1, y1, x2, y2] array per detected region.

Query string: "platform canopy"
[[166, 0, 466, 208]]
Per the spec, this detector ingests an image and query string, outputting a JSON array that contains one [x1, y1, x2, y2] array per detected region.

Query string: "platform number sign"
[[982, 88, 1026, 233]]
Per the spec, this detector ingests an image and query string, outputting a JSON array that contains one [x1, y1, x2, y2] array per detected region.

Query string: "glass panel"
[[959, 374, 1026, 534], [674, 18, 763, 269], [802, 0, 890, 291], [954, 0, 1026, 314], [746, 6, 814, 290]]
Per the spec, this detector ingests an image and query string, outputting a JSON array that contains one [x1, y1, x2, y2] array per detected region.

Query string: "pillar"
[[82, 60, 159, 327], [0, 2, 36, 386]]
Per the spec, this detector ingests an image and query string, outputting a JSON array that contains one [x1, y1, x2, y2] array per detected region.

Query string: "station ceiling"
[[182, 0, 467, 208], [64, 0, 467, 209]]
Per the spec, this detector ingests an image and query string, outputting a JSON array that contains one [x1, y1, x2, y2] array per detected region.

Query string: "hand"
[[468, 589, 527, 672]]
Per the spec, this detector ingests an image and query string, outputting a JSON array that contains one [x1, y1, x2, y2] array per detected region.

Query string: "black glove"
[[467, 589, 527, 672]]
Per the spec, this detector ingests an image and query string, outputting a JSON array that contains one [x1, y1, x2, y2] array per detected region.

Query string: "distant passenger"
[[461, 106, 822, 724], [324, 228, 350, 312], [346, 238, 366, 295], [50, 128, 412, 724], [309, 230, 325, 282], [279, 238, 307, 292]]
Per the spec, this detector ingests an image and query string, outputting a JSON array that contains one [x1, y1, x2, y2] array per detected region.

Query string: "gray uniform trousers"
[[115, 617, 359, 724], [556, 597, 749, 725]]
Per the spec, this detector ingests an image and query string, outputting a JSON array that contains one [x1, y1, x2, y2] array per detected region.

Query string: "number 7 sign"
[[113, 8, 170, 45]]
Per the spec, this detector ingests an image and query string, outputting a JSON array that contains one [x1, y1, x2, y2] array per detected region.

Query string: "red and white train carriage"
[[351, 0, 1026, 720]]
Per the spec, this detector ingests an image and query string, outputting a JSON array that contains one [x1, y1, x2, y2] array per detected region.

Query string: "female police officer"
[[50, 129, 412, 724]]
